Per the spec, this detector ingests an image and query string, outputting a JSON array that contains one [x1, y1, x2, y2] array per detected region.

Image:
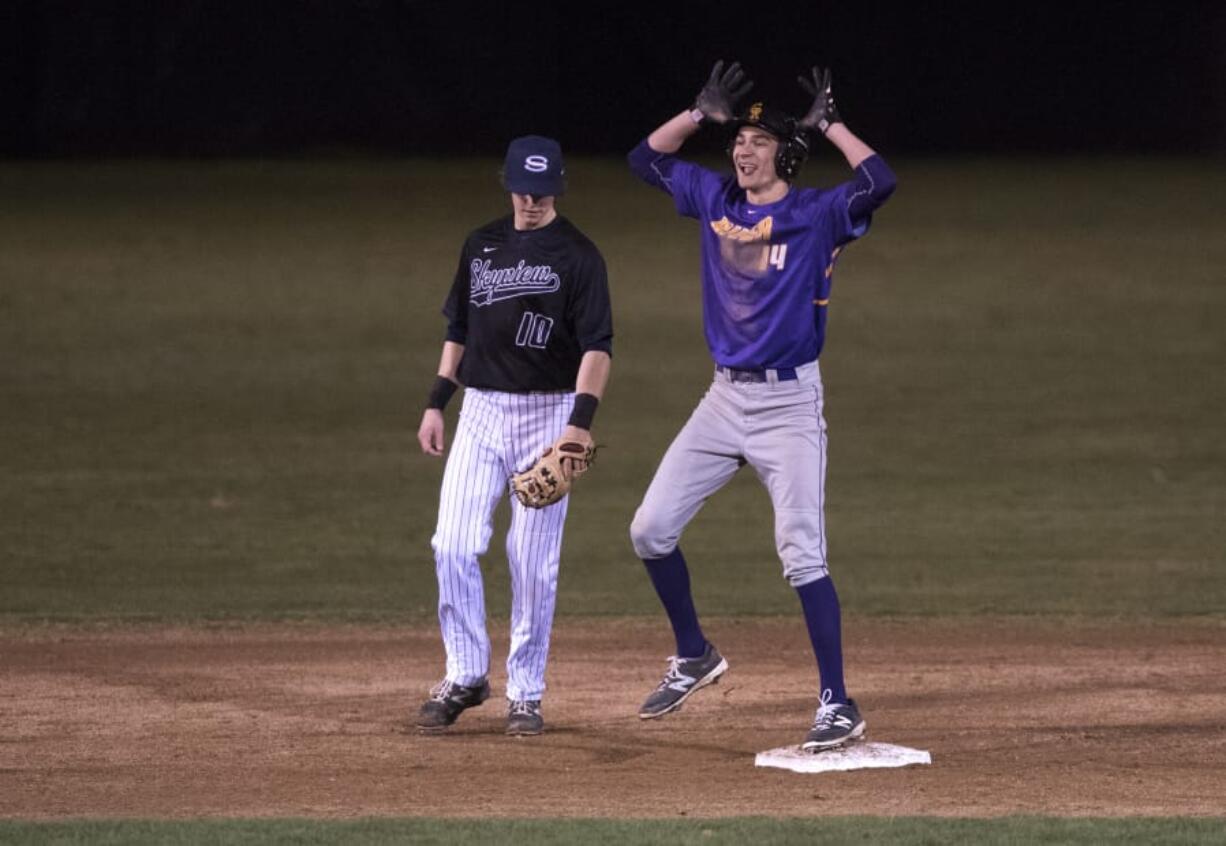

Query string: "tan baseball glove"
[[510, 439, 597, 508]]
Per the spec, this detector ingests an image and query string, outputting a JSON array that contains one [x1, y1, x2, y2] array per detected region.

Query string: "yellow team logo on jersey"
[[710, 215, 773, 242], [709, 215, 781, 279]]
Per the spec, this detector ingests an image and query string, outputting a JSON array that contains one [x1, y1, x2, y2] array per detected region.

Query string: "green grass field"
[[3, 157, 1223, 623], [2, 157, 1224, 841], [1, 816, 1224, 845]]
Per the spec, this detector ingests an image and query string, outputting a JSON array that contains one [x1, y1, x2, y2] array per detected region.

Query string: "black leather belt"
[[716, 365, 798, 383]]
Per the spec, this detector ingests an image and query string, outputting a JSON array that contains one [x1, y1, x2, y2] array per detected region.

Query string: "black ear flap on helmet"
[[776, 130, 809, 181]]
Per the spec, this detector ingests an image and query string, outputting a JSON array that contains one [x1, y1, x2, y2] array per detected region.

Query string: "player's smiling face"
[[732, 127, 782, 195], [511, 192, 557, 231]]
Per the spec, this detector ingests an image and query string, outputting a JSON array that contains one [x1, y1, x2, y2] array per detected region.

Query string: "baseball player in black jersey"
[[415, 136, 613, 737]]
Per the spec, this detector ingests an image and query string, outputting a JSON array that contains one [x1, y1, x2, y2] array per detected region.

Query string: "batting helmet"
[[729, 102, 810, 182]]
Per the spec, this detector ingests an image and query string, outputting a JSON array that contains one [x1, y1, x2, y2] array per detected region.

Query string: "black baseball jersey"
[[443, 214, 613, 392]]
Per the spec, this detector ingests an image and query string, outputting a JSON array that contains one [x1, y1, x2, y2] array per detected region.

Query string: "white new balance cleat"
[[638, 642, 728, 719], [802, 688, 866, 751]]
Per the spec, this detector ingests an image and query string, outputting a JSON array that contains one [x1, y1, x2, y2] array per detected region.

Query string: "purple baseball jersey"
[[630, 143, 879, 369]]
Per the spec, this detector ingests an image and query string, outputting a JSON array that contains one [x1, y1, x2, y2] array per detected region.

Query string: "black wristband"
[[567, 393, 599, 430], [426, 376, 458, 411]]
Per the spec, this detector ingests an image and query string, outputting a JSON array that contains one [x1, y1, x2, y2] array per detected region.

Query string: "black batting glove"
[[692, 60, 754, 125], [798, 66, 843, 135]]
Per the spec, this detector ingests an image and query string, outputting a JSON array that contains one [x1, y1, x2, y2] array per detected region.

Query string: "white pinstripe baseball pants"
[[431, 388, 574, 702]]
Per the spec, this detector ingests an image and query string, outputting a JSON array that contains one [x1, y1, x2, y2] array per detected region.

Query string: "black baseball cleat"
[[416, 678, 490, 732], [638, 642, 729, 719], [801, 691, 866, 751], [505, 699, 544, 736]]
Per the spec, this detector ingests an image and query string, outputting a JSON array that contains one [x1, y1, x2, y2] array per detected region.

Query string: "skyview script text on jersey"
[[469, 258, 561, 307]]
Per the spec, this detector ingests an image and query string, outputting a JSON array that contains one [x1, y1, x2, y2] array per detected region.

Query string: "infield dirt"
[[2, 618, 1223, 819]]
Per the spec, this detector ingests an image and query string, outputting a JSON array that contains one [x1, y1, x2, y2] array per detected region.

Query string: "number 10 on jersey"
[[515, 311, 554, 349]]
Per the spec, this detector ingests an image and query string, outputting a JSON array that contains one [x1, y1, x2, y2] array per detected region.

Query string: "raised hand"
[[693, 60, 754, 125], [798, 66, 843, 134]]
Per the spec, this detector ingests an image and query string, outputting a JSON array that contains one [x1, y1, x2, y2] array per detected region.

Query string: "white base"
[[754, 741, 932, 773]]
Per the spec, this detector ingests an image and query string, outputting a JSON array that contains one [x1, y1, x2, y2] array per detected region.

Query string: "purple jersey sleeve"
[[627, 139, 721, 220], [823, 154, 897, 246], [627, 140, 678, 194]]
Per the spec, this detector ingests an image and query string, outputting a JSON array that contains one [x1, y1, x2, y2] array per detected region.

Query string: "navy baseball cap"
[[503, 135, 565, 197]]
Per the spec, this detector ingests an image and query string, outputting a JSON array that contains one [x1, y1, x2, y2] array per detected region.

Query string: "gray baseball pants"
[[630, 360, 829, 586]]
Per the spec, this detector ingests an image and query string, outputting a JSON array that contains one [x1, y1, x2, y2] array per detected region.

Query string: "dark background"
[[4, 1, 1226, 157]]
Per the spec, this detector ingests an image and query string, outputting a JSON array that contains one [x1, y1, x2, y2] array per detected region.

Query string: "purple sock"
[[642, 547, 707, 659], [795, 575, 847, 702]]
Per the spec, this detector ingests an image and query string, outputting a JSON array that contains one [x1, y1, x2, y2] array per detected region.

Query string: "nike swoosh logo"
[[482, 246, 498, 253]]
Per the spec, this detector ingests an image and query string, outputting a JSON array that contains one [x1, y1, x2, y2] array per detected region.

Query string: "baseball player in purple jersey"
[[416, 136, 613, 737], [627, 62, 896, 750]]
